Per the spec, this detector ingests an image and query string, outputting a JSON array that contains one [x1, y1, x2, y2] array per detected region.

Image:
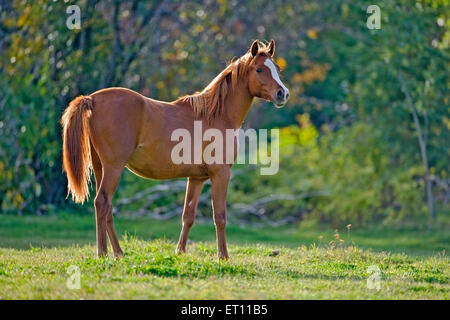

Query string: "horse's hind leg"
[[176, 177, 207, 254], [106, 191, 123, 257], [94, 162, 124, 257], [91, 147, 107, 257]]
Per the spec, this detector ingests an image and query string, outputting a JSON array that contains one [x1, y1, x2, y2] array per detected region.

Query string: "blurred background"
[[0, 0, 448, 229]]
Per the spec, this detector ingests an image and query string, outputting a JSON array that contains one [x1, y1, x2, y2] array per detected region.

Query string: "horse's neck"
[[223, 82, 253, 129]]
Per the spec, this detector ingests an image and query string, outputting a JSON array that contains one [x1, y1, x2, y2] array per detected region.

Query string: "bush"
[[227, 116, 428, 226]]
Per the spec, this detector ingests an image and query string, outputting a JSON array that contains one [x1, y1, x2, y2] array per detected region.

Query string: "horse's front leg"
[[176, 177, 206, 254], [210, 166, 231, 260]]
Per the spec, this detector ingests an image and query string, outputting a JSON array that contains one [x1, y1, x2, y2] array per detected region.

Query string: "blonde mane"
[[178, 41, 273, 122]]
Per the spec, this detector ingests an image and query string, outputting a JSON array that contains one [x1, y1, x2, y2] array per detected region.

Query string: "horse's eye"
[[256, 68, 262, 73]]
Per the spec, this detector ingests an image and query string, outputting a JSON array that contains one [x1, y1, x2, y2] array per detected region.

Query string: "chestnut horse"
[[61, 40, 289, 259]]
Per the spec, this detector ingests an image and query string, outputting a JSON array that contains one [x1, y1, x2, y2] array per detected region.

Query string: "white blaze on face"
[[263, 58, 289, 100]]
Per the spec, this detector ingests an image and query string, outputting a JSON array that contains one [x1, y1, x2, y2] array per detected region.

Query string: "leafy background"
[[0, 0, 448, 228]]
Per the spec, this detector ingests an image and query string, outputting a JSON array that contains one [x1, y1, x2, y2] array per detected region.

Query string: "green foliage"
[[226, 117, 428, 226], [0, 76, 62, 213], [296, 122, 426, 224], [0, 0, 448, 226]]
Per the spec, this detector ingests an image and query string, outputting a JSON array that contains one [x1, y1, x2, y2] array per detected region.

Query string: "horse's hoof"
[[175, 247, 186, 255]]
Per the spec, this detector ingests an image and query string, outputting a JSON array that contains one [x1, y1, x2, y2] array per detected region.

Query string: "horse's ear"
[[268, 39, 275, 57], [250, 40, 259, 57]]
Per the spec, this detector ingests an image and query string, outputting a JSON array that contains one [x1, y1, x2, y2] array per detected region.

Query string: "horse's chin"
[[261, 96, 285, 108], [273, 102, 286, 109]]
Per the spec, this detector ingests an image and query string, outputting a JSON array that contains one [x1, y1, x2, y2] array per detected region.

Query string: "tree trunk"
[[398, 70, 435, 220]]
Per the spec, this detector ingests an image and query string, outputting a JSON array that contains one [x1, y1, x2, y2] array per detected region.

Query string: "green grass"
[[0, 214, 448, 299]]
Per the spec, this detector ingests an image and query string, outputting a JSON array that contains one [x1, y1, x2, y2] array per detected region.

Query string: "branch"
[[115, 179, 186, 208], [231, 191, 330, 215], [398, 70, 435, 219]]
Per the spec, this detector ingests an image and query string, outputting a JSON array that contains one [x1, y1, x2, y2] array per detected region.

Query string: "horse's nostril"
[[277, 90, 283, 100]]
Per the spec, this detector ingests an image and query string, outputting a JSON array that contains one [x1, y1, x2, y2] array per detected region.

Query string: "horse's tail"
[[61, 95, 94, 204]]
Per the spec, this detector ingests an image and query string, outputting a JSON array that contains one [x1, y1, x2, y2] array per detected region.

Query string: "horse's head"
[[247, 40, 290, 108]]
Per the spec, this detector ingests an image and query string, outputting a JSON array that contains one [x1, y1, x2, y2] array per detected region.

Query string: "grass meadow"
[[0, 214, 448, 299]]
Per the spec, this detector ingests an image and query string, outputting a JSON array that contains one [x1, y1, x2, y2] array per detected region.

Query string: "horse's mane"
[[177, 41, 272, 122]]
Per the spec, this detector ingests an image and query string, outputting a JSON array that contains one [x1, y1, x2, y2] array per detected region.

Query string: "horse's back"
[[91, 87, 147, 109], [87, 87, 208, 179]]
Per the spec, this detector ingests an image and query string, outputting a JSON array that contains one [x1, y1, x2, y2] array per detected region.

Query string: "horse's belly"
[[126, 146, 207, 180]]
